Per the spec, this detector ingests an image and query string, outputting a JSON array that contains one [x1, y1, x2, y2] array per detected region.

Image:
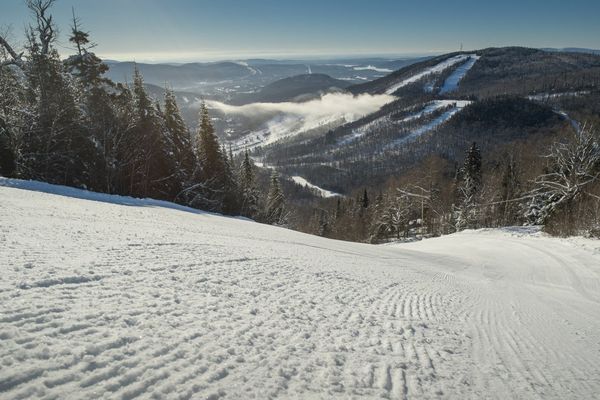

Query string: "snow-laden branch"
[[527, 125, 600, 225]]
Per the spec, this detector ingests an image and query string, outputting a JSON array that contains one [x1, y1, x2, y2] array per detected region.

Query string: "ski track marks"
[[1, 183, 600, 399]]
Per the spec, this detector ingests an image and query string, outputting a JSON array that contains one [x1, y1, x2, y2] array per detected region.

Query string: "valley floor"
[[1, 180, 599, 399]]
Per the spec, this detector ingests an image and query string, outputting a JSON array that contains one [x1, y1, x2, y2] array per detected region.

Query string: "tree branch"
[[0, 35, 25, 69]]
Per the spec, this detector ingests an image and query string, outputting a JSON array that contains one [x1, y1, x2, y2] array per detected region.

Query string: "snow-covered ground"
[[290, 176, 342, 198], [1, 180, 599, 399], [399, 100, 472, 123], [439, 55, 480, 94], [385, 55, 475, 95]]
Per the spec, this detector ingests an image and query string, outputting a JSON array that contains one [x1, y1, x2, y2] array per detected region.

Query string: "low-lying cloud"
[[205, 92, 395, 144]]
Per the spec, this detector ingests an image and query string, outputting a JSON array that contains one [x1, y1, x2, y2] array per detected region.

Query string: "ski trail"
[[1, 184, 600, 399], [401, 230, 600, 399], [385, 101, 471, 148], [439, 55, 480, 94], [385, 54, 475, 95], [339, 100, 471, 147]]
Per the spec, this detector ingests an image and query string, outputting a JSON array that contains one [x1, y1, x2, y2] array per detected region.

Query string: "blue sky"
[[1, 0, 599, 62]]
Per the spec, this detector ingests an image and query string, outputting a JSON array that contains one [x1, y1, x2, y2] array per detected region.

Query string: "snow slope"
[[338, 100, 471, 146], [439, 55, 480, 94], [385, 55, 474, 95], [1, 180, 600, 399], [385, 100, 472, 148], [290, 176, 342, 198]]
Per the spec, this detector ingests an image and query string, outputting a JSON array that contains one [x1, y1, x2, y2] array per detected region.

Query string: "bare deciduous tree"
[[526, 125, 600, 225]]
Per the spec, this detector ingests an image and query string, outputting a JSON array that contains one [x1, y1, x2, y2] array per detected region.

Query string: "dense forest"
[[0, 0, 288, 225], [1, 0, 599, 242]]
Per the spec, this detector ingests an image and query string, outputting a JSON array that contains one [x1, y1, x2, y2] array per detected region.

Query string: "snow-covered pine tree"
[[498, 155, 521, 226], [361, 189, 369, 209], [163, 88, 196, 199], [317, 209, 330, 236], [19, 1, 92, 187], [265, 171, 286, 225], [238, 150, 260, 218], [0, 118, 15, 176], [0, 60, 24, 177], [369, 192, 412, 242], [64, 12, 124, 193], [191, 102, 238, 213], [126, 66, 175, 199], [454, 142, 482, 231], [221, 143, 240, 214]]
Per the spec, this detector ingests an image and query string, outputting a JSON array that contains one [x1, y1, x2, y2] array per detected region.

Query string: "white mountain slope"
[[385, 54, 476, 95], [439, 55, 480, 94], [1, 179, 599, 399], [340, 100, 472, 147]]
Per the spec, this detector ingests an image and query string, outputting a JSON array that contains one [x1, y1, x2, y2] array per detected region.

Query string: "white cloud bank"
[[206, 92, 395, 146]]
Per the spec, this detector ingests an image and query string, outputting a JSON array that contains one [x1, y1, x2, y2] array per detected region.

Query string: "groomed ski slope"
[[1, 180, 600, 399], [385, 54, 476, 95]]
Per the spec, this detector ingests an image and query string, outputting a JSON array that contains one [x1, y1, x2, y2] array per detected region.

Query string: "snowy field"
[[1, 180, 600, 399]]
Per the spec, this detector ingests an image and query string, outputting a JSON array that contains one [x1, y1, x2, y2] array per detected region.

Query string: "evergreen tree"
[[126, 66, 174, 198], [454, 142, 482, 230], [194, 102, 238, 213], [498, 156, 521, 225], [20, 17, 91, 187], [163, 87, 196, 198], [238, 150, 259, 218], [0, 63, 24, 177], [361, 188, 370, 208], [64, 9, 108, 86], [221, 143, 240, 214], [64, 13, 121, 192], [317, 209, 329, 236], [0, 118, 16, 176], [265, 171, 286, 225], [334, 198, 343, 220]]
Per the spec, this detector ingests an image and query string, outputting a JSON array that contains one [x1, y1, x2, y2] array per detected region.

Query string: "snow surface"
[[385, 100, 472, 148], [290, 176, 342, 198], [385, 55, 474, 95], [439, 55, 480, 94], [399, 100, 472, 123], [1, 180, 600, 399]]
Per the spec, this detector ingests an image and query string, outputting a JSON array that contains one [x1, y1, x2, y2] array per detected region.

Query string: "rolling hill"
[[230, 73, 351, 105]]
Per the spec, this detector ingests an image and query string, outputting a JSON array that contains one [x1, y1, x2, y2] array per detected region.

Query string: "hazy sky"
[[2, 0, 599, 62]]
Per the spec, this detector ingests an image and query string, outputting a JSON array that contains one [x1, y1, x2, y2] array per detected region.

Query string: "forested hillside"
[[253, 48, 600, 240], [0, 0, 290, 224]]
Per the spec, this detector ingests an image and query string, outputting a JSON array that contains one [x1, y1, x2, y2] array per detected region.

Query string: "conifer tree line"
[[299, 129, 600, 241], [0, 0, 286, 223]]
